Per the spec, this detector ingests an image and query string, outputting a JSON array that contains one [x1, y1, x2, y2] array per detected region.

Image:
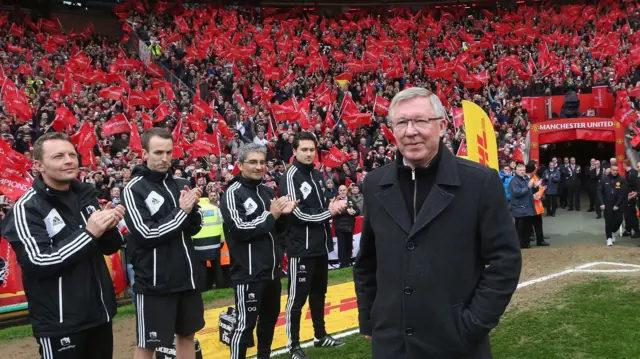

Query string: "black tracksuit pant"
[[231, 278, 282, 359], [37, 322, 113, 359], [286, 255, 329, 349], [604, 208, 624, 239]]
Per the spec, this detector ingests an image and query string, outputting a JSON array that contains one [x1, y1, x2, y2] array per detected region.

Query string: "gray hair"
[[388, 87, 446, 122], [237, 143, 267, 162]]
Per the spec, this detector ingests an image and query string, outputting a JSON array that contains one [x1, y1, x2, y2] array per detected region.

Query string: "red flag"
[[521, 97, 546, 122], [380, 124, 397, 145], [615, 102, 639, 127], [100, 86, 124, 101], [457, 140, 468, 156], [102, 114, 131, 136], [0, 238, 21, 294], [51, 106, 78, 131], [129, 121, 142, 153], [452, 108, 464, 128], [592, 86, 611, 109], [231, 162, 241, 176], [0, 169, 31, 201], [152, 102, 169, 123], [321, 146, 350, 168], [271, 103, 298, 122], [374, 95, 391, 116]]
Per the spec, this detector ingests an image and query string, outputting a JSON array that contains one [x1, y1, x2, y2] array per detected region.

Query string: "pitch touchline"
[[262, 261, 640, 358]]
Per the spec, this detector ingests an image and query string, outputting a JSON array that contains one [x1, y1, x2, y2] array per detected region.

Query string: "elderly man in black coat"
[[354, 87, 522, 359]]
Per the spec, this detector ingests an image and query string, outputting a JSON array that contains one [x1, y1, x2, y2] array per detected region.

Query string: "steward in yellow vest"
[[193, 197, 225, 290], [193, 198, 223, 260]]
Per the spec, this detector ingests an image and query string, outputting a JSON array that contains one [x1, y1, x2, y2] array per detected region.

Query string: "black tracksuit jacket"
[[278, 159, 334, 258], [122, 165, 203, 295], [219, 176, 286, 285], [2, 178, 124, 338]]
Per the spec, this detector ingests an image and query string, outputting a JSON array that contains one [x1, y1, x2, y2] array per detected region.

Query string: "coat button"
[[404, 286, 413, 295], [406, 242, 416, 250], [405, 328, 414, 336]]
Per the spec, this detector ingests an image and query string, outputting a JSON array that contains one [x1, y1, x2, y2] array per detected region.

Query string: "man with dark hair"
[[598, 164, 627, 246], [220, 143, 297, 359], [3, 131, 126, 359], [279, 131, 347, 359], [122, 128, 205, 359]]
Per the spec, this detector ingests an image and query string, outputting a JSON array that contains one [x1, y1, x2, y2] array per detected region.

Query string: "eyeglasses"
[[243, 160, 267, 166], [393, 117, 442, 131]]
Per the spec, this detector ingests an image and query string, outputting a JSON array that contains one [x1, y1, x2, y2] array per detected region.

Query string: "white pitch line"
[[258, 261, 639, 358]]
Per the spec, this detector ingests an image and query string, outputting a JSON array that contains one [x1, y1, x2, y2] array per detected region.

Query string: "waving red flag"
[[129, 121, 142, 153], [102, 114, 131, 136], [321, 146, 350, 168]]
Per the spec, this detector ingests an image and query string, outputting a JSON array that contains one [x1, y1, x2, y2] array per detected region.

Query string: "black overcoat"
[[354, 148, 522, 359]]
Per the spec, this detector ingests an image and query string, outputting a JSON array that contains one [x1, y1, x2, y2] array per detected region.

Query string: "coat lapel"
[[376, 166, 412, 235], [409, 149, 461, 239]]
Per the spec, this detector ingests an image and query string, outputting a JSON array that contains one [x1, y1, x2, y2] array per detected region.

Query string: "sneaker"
[[314, 334, 345, 348], [612, 233, 617, 243], [290, 347, 310, 359], [606, 238, 613, 246]]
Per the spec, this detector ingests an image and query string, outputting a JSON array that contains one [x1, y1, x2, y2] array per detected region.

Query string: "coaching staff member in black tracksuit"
[[279, 131, 347, 359], [3, 132, 126, 359], [220, 143, 297, 359], [598, 164, 627, 247], [122, 128, 205, 359], [354, 88, 522, 359]]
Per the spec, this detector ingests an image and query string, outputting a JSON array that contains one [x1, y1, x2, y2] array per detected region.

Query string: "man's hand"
[[613, 206, 619, 211], [270, 198, 284, 219], [363, 335, 372, 341], [102, 202, 125, 229], [277, 195, 298, 214], [329, 197, 347, 216], [86, 210, 117, 238], [601, 204, 606, 210], [189, 185, 203, 199], [179, 186, 198, 213]]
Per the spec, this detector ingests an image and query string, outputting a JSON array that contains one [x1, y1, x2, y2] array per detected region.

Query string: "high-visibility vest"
[[533, 175, 546, 215], [192, 198, 223, 261]]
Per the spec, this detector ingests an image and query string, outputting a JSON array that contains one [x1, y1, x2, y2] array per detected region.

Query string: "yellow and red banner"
[[461, 100, 499, 171]]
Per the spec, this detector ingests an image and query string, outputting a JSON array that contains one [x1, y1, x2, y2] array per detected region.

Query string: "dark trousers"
[[588, 183, 598, 210], [199, 260, 226, 292], [531, 214, 544, 244], [604, 208, 624, 239], [231, 279, 282, 359], [568, 184, 581, 210], [546, 195, 558, 216], [560, 185, 568, 207], [514, 216, 533, 248], [37, 322, 112, 359], [336, 231, 353, 268], [625, 198, 639, 233], [286, 255, 329, 349]]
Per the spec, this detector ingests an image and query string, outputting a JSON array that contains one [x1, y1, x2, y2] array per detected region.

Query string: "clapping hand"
[[179, 185, 199, 213], [103, 201, 125, 229], [329, 197, 347, 216], [279, 195, 299, 214], [86, 203, 125, 238]]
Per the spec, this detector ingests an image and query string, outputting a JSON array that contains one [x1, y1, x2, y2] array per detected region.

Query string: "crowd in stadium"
[[0, 1, 639, 216]]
